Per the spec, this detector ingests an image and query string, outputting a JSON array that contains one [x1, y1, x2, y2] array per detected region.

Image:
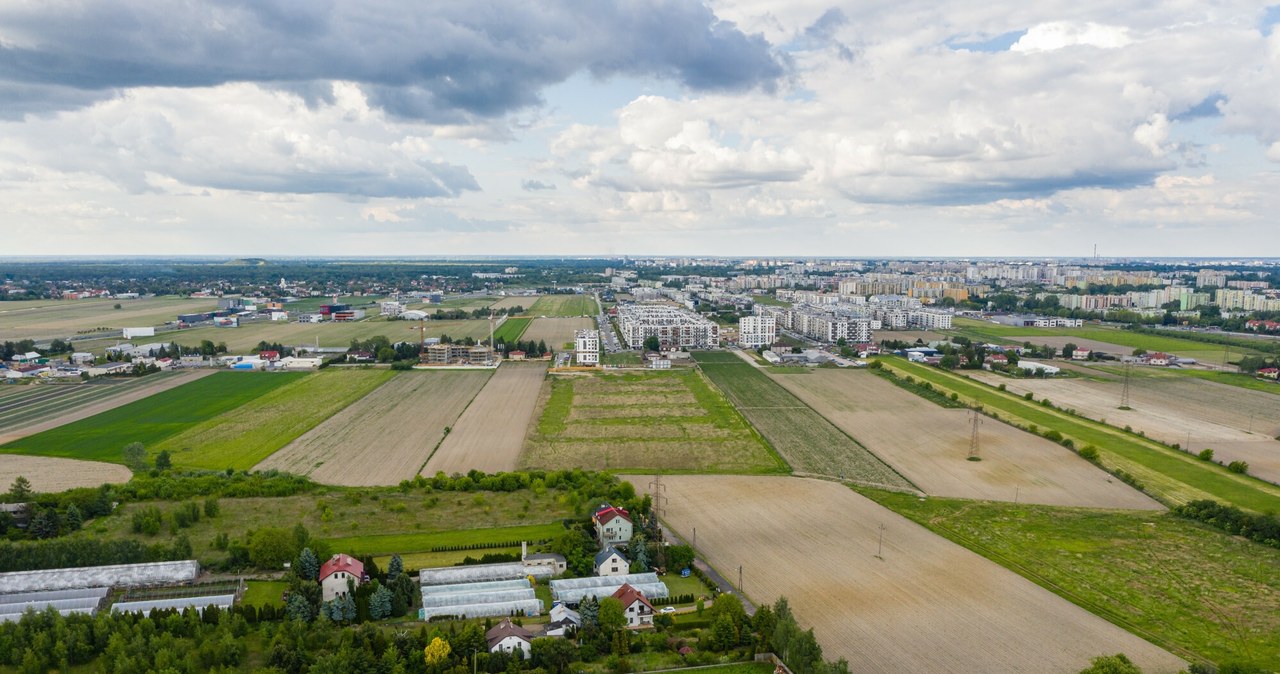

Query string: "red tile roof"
[[611, 583, 653, 612], [319, 553, 364, 583], [594, 504, 631, 525]]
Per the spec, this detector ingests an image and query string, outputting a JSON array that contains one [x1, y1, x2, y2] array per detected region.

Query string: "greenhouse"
[[419, 597, 543, 621], [0, 587, 109, 622], [421, 579, 531, 597], [422, 588, 536, 609], [417, 577, 543, 619], [418, 562, 552, 586], [111, 593, 236, 617], [0, 560, 200, 594], [549, 573, 669, 605]]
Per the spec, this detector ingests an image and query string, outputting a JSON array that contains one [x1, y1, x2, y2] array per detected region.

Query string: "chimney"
[[521, 541, 527, 561]]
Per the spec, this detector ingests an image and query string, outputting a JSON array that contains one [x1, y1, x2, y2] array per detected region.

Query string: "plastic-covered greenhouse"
[[0, 587, 109, 622], [0, 560, 200, 594], [418, 562, 552, 586], [111, 593, 235, 617], [419, 598, 543, 620], [417, 577, 543, 619], [422, 579, 530, 597], [549, 573, 669, 605], [422, 588, 535, 609]]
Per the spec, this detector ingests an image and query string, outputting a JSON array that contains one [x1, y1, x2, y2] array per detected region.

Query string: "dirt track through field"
[[0, 370, 215, 444], [772, 370, 1161, 509], [521, 317, 593, 349], [0, 455, 132, 492], [640, 475, 1184, 674], [968, 369, 1280, 484], [423, 363, 547, 474], [257, 370, 491, 485]]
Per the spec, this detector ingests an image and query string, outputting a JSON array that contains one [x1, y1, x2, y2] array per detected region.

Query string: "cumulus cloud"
[[521, 179, 556, 191]]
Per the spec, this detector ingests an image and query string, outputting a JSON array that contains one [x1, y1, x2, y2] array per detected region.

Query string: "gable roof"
[[594, 504, 631, 526], [611, 583, 654, 611], [486, 618, 533, 648], [319, 553, 364, 583], [594, 546, 628, 568]]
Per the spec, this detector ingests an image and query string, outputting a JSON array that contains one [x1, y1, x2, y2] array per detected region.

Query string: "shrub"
[[1043, 430, 1063, 442], [1197, 449, 1214, 462], [1227, 461, 1249, 475], [1078, 446, 1100, 461], [997, 384, 1006, 391], [1023, 392, 1034, 401]]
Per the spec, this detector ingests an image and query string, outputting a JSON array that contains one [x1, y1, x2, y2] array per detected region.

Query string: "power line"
[[1120, 361, 1132, 410], [968, 408, 983, 461]]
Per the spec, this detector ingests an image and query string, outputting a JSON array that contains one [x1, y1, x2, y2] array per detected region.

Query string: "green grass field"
[[881, 358, 1280, 512], [0, 372, 305, 464], [151, 369, 395, 470], [0, 372, 186, 433], [600, 351, 643, 366], [864, 489, 1280, 670], [521, 369, 786, 474], [949, 318, 1264, 360], [527, 294, 596, 317], [375, 547, 523, 572], [242, 580, 288, 608], [324, 522, 565, 556], [494, 317, 531, 343], [1093, 364, 1280, 394], [692, 352, 914, 490]]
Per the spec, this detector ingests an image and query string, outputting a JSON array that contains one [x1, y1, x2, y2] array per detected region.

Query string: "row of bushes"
[[1172, 500, 1280, 549], [428, 538, 549, 553], [0, 536, 192, 573], [872, 367, 967, 409], [650, 593, 699, 607]]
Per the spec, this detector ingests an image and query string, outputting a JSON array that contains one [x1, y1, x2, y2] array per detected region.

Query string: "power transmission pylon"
[[1119, 361, 1132, 410], [967, 408, 983, 461], [648, 474, 668, 521]]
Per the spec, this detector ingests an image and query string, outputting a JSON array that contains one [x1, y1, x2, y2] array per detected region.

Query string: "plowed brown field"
[[0, 455, 132, 492], [423, 362, 547, 475], [640, 474, 1184, 674]]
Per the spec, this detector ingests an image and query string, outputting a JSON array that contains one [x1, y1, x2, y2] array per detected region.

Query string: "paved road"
[[655, 520, 756, 616]]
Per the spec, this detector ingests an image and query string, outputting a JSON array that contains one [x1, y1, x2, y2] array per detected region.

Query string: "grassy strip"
[[879, 358, 1280, 512], [155, 369, 395, 470], [1093, 365, 1280, 395], [0, 372, 305, 464], [494, 317, 532, 343], [537, 377, 574, 435], [871, 368, 966, 408], [861, 488, 1280, 670], [694, 353, 913, 490], [324, 522, 564, 556], [242, 580, 288, 608]]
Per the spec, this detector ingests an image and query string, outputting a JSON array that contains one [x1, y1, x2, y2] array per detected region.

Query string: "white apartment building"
[[907, 310, 953, 330], [738, 315, 777, 348], [615, 304, 720, 350], [1216, 289, 1280, 312], [574, 329, 600, 365], [380, 301, 406, 317]]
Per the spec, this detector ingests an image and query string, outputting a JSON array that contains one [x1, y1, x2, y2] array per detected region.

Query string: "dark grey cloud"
[[0, 83, 114, 119], [843, 169, 1161, 206], [0, 1, 786, 119], [521, 179, 556, 191]]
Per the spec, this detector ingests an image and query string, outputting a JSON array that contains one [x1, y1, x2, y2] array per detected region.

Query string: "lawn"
[[151, 369, 395, 470], [0, 372, 305, 464], [692, 353, 914, 490], [601, 351, 643, 366], [324, 522, 565, 556], [494, 317, 532, 343], [242, 580, 288, 608], [1093, 365, 1280, 395], [375, 547, 522, 572], [880, 358, 1280, 512], [949, 318, 1264, 360], [521, 369, 786, 474], [527, 294, 596, 317], [863, 489, 1280, 670]]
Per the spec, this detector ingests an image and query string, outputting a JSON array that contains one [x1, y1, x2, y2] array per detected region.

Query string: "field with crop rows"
[[691, 352, 913, 490], [0, 372, 304, 464], [425, 363, 547, 475], [640, 475, 1184, 673], [257, 370, 491, 485], [489, 296, 534, 312], [882, 358, 1280, 512], [0, 296, 218, 340], [493, 317, 531, 343], [773, 369, 1159, 508], [151, 369, 394, 471], [521, 368, 785, 473], [527, 294, 596, 317], [0, 371, 213, 443]]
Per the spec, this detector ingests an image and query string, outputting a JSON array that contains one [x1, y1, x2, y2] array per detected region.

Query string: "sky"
[[2, 1, 1279, 258]]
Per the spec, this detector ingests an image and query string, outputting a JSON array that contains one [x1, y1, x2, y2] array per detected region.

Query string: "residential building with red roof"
[[1257, 367, 1279, 379], [319, 553, 364, 602], [593, 504, 633, 546], [611, 583, 655, 627]]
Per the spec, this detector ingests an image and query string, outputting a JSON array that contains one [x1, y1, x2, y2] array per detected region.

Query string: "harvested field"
[[424, 363, 547, 475], [522, 317, 594, 349], [490, 296, 534, 311], [521, 369, 784, 474], [641, 475, 1184, 674], [693, 353, 913, 490], [773, 370, 1160, 508], [1017, 335, 1144, 358], [0, 455, 132, 492], [0, 296, 217, 340], [87, 318, 492, 355], [0, 370, 214, 444], [257, 370, 491, 485], [968, 369, 1280, 484]]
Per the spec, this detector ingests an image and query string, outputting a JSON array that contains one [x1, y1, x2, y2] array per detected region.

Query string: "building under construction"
[[421, 343, 493, 365]]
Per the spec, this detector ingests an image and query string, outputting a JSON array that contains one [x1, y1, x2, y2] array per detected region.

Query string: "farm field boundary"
[[493, 317, 531, 343], [424, 362, 547, 475], [692, 352, 914, 491], [0, 372, 304, 464], [879, 358, 1280, 513]]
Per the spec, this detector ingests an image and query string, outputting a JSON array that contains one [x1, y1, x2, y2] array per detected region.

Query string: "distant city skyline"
[[2, 2, 1278, 256]]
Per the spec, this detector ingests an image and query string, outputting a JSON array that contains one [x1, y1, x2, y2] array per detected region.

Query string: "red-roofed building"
[[611, 583, 654, 627], [1245, 320, 1280, 332], [1257, 367, 1279, 380], [593, 504, 633, 546], [1146, 352, 1173, 367], [259, 350, 281, 361], [319, 553, 365, 602]]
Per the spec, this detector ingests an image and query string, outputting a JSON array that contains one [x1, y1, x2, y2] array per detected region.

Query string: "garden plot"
[[0, 455, 132, 492], [520, 369, 784, 474], [424, 363, 548, 475], [641, 474, 1184, 674], [772, 370, 1161, 509], [522, 317, 594, 349], [257, 370, 491, 485], [967, 369, 1280, 485]]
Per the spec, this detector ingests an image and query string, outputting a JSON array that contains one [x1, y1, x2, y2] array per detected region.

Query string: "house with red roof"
[[611, 583, 655, 628], [319, 553, 365, 602], [1257, 367, 1279, 380], [593, 504, 633, 546], [1146, 352, 1173, 367]]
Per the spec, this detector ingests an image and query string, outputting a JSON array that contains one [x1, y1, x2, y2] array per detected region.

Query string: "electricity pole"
[[875, 523, 886, 560], [1119, 361, 1132, 410], [968, 408, 982, 461]]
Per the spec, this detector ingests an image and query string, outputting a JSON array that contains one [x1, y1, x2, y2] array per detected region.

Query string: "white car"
[[660, 606, 676, 614]]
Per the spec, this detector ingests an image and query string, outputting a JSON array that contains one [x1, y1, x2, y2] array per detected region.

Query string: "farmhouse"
[[593, 504, 633, 545], [1146, 352, 1173, 366], [595, 547, 629, 577], [1257, 367, 1278, 379], [319, 554, 364, 602], [486, 619, 533, 659], [611, 583, 655, 628]]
